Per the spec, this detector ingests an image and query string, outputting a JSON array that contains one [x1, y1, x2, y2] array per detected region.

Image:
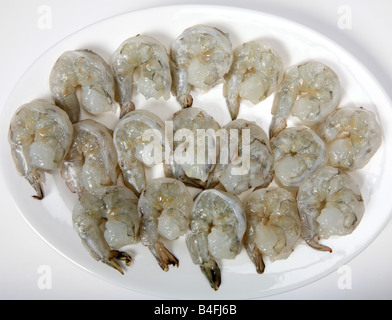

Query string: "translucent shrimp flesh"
[[186, 189, 246, 290], [315, 106, 382, 170], [113, 109, 165, 196], [244, 187, 301, 274], [138, 177, 193, 271], [8, 99, 73, 199], [223, 40, 284, 120], [164, 107, 221, 188], [297, 166, 365, 252], [270, 126, 327, 187], [60, 119, 118, 194], [111, 35, 172, 118], [206, 119, 274, 195], [270, 61, 341, 138], [171, 25, 233, 108], [49, 49, 116, 123], [72, 186, 140, 274]]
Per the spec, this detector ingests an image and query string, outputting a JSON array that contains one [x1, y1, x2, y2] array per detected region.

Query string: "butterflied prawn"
[[206, 119, 274, 195], [113, 109, 165, 196], [171, 25, 233, 108], [73, 186, 140, 274], [244, 187, 301, 274], [224, 40, 283, 120], [8, 99, 73, 199], [297, 166, 365, 252], [186, 189, 246, 290], [50, 49, 116, 123], [270, 61, 341, 138], [138, 178, 193, 271], [315, 106, 382, 170], [111, 35, 172, 118], [270, 126, 327, 187], [164, 107, 221, 188], [60, 119, 118, 194]]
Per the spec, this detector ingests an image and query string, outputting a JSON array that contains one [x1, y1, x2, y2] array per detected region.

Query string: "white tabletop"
[[1, 0, 391, 300]]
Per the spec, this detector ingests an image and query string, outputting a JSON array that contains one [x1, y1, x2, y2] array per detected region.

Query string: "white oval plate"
[[1, 5, 392, 299]]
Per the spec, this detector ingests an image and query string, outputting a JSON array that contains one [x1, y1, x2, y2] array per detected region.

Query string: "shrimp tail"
[[253, 174, 275, 191], [306, 237, 332, 253], [150, 241, 179, 272], [104, 250, 133, 275], [200, 259, 221, 291], [112, 250, 133, 267], [25, 170, 44, 200], [10, 141, 41, 201], [119, 101, 135, 119], [247, 246, 265, 274], [179, 94, 193, 108], [269, 116, 286, 139], [226, 98, 240, 120], [170, 58, 193, 108], [54, 94, 80, 123], [29, 178, 43, 200], [182, 178, 206, 189], [31, 181, 43, 200]]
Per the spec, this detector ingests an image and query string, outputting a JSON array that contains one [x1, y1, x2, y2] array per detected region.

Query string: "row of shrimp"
[[46, 24, 285, 123], [8, 23, 383, 291]]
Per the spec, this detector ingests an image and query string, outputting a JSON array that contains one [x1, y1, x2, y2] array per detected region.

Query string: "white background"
[[1, 0, 391, 300]]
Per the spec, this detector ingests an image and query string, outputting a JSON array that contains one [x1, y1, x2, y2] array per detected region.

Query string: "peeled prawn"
[[138, 178, 193, 271], [270, 126, 327, 187], [49, 49, 116, 123], [8, 99, 73, 199], [186, 189, 246, 290], [113, 109, 165, 196], [270, 61, 341, 138], [315, 106, 382, 170], [164, 107, 221, 188], [73, 186, 140, 274], [111, 35, 172, 118], [60, 119, 118, 194], [171, 25, 233, 108], [206, 119, 274, 195], [224, 40, 283, 119], [244, 187, 301, 273], [297, 166, 365, 252]]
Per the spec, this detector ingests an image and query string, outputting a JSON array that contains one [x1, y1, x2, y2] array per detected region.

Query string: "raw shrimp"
[[164, 107, 221, 188], [315, 106, 382, 170], [270, 61, 341, 138], [8, 99, 73, 200], [49, 49, 116, 123], [206, 119, 274, 195], [297, 166, 365, 252], [138, 178, 193, 271], [171, 25, 233, 108], [113, 109, 165, 196], [111, 35, 172, 118], [244, 187, 301, 274], [61, 119, 118, 194], [73, 186, 140, 274], [270, 126, 327, 187], [186, 189, 246, 290], [223, 40, 284, 120]]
